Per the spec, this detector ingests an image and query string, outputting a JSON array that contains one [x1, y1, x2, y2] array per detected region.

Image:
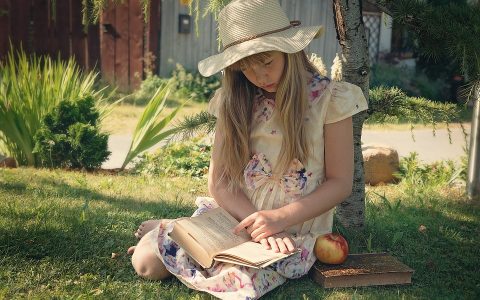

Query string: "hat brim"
[[198, 25, 324, 77]]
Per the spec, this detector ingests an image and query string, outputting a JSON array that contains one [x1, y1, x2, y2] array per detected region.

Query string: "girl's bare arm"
[[235, 117, 354, 241], [280, 116, 354, 226]]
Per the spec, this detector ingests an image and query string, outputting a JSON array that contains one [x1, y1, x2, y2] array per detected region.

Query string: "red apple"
[[314, 233, 349, 264]]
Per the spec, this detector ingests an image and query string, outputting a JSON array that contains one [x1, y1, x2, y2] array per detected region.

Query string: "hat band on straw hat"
[[223, 20, 302, 50]]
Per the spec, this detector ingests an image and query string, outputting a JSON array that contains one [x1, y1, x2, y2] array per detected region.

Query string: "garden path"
[[102, 126, 470, 170]]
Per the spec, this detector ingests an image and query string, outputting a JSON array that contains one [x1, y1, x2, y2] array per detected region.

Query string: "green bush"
[[33, 97, 110, 170], [395, 152, 462, 193], [121, 79, 183, 169], [133, 137, 211, 178], [0, 48, 108, 166], [172, 63, 221, 102], [129, 64, 221, 105], [130, 75, 169, 105]]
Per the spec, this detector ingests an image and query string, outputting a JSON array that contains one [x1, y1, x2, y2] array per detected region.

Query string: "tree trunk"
[[467, 85, 480, 200], [332, 0, 370, 228]]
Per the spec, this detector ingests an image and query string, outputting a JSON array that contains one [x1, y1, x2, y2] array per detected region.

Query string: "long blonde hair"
[[216, 50, 319, 190]]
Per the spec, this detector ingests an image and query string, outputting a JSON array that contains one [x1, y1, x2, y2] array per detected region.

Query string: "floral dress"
[[146, 72, 368, 299]]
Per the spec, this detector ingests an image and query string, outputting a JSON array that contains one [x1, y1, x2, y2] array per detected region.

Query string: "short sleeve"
[[208, 88, 223, 118], [324, 81, 369, 124]]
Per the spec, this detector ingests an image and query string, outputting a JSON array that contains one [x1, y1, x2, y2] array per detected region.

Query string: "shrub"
[[394, 152, 462, 194], [129, 64, 221, 105], [0, 48, 108, 166], [132, 137, 212, 178], [171, 63, 221, 102], [130, 75, 169, 105], [33, 97, 110, 170]]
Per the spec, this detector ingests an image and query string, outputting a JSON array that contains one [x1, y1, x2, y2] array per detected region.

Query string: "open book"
[[168, 207, 299, 269]]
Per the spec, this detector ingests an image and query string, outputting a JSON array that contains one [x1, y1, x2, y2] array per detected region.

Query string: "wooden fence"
[[0, 0, 100, 72], [1, 1, 383, 91], [0, 0, 161, 91], [100, 0, 160, 90]]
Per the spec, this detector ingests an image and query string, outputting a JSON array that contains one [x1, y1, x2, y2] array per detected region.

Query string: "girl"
[[128, 0, 368, 298]]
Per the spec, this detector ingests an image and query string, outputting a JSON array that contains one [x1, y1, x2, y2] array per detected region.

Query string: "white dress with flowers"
[[147, 73, 368, 299]]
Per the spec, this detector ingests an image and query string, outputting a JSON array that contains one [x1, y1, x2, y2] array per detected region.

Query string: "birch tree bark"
[[332, 0, 370, 228]]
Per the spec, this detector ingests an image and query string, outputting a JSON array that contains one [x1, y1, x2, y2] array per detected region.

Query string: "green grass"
[[101, 98, 208, 135], [1, 168, 479, 299]]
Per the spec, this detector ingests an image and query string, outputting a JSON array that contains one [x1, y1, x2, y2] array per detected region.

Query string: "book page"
[[214, 252, 295, 269], [174, 207, 250, 255], [217, 241, 295, 266]]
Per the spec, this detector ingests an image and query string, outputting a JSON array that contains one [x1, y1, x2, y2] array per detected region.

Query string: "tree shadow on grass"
[[0, 197, 191, 257], [330, 196, 480, 299], [0, 170, 197, 217], [0, 171, 200, 287], [3, 171, 479, 298], [184, 197, 480, 299]]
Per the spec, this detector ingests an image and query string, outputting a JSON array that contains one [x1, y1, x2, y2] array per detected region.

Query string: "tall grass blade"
[[121, 80, 185, 169]]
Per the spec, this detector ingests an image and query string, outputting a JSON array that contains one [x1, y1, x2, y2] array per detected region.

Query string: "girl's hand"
[[233, 209, 288, 242], [259, 232, 296, 254]]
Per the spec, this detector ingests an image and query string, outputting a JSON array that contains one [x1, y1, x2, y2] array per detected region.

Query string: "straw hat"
[[198, 0, 324, 77]]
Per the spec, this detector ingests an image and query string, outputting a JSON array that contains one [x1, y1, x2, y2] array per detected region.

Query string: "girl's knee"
[[132, 239, 171, 280]]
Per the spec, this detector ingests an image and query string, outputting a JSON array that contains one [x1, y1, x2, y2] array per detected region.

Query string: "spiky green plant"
[[170, 111, 216, 140], [121, 79, 184, 169], [0, 48, 109, 166]]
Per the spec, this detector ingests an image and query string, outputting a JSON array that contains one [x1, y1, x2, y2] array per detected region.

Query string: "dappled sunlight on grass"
[[361, 182, 479, 294], [1, 168, 479, 298]]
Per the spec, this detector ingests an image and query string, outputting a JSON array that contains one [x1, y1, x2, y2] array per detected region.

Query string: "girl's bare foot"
[[134, 219, 174, 239], [134, 219, 162, 240], [129, 219, 174, 255]]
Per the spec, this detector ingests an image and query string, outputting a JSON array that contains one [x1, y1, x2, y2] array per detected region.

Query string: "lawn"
[[1, 167, 479, 299], [101, 99, 209, 135]]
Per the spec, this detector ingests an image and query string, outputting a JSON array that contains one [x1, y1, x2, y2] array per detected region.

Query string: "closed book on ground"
[[309, 253, 414, 288], [168, 207, 298, 269]]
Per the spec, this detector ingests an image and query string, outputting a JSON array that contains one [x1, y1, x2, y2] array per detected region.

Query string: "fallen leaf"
[[92, 288, 103, 296], [418, 224, 427, 233]]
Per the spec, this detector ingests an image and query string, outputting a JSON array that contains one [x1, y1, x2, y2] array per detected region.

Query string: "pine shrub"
[[33, 97, 110, 170]]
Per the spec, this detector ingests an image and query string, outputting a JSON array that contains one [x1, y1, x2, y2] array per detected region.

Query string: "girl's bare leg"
[[128, 229, 171, 280]]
